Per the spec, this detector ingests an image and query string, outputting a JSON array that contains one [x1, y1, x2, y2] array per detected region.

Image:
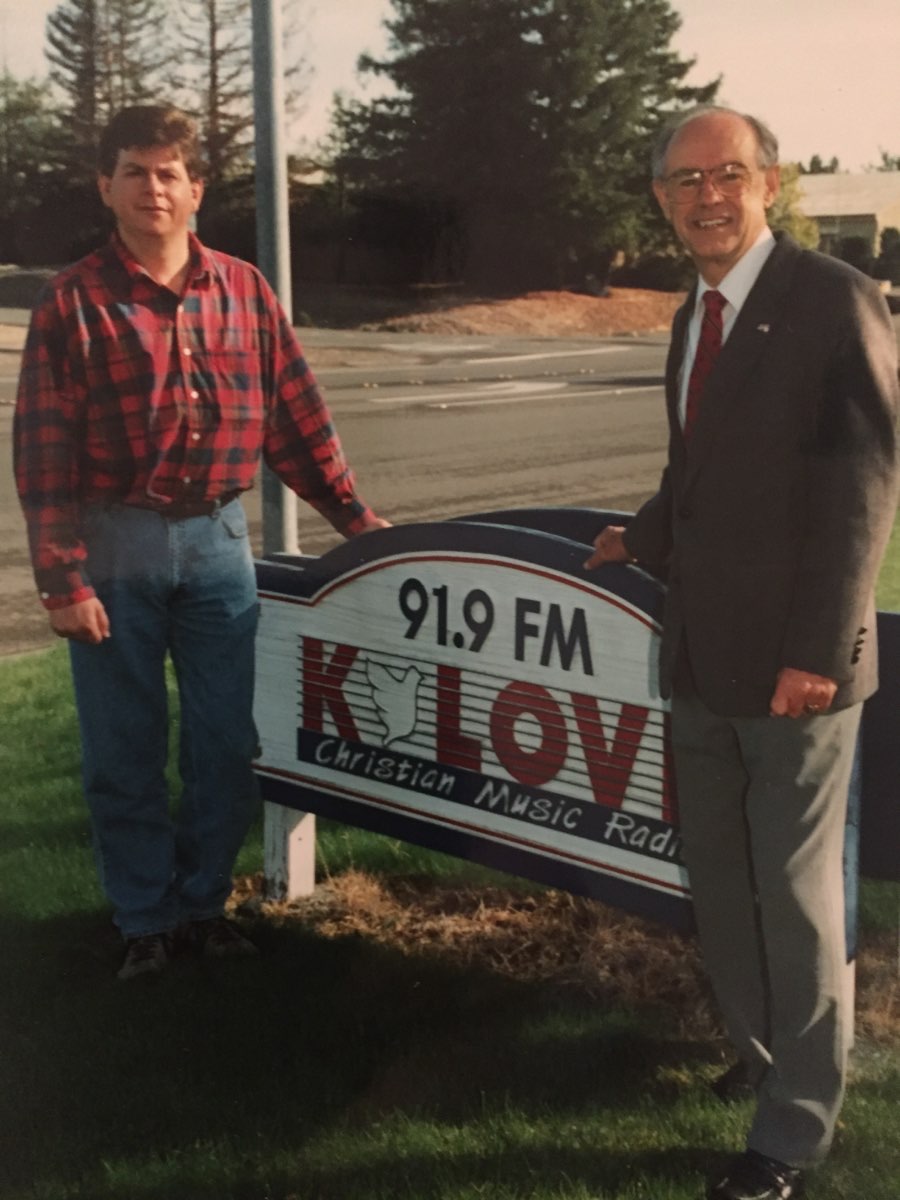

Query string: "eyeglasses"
[[662, 163, 754, 203]]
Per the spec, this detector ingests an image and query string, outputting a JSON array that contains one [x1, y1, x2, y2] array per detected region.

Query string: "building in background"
[[798, 172, 900, 277]]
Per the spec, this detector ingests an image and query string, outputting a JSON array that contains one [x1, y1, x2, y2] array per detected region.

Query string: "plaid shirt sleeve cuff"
[[309, 496, 380, 538], [34, 561, 95, 610], [40, 585, 96, 611], [344, 505, 381, 536]]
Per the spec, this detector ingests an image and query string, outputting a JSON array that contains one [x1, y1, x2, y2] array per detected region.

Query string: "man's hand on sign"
[[359, 516, 392, 533], [584, 525, 634, 570], [49, 598, 111, 645]]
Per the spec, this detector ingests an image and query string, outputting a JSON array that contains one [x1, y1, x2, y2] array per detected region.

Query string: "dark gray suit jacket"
[[624, 233, 899, 716]]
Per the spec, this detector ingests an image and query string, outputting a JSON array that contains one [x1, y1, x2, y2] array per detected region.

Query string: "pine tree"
[[45, 0, 165, 181], [98, 0, 167, 114], [800, 154, 841, 175], [45, 0, 102, 172], [0, 72, 64, 259], [334, 0, 718, 288]]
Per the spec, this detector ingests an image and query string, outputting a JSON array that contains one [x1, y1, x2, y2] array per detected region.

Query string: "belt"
[[128, 490, 242, 520]]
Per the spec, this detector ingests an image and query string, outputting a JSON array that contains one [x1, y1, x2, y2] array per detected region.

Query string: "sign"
[[254, 514, 691, 929]]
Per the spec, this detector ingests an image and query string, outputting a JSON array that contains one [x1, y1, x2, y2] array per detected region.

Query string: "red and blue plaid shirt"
[[15, 233, 375, 608]]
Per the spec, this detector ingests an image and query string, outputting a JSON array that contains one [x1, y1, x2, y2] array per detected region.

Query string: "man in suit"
[[586, 106, 898, 1199]]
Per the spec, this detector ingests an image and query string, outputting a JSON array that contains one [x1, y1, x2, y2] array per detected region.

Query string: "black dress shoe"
[[708, 1150, 805, 1199]]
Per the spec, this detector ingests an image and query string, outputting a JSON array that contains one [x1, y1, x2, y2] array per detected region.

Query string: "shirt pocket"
[[187, 348, 265, 433]]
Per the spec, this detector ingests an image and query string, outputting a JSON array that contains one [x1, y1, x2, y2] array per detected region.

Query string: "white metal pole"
[[252, 0, 315, 898], [251, 0, 299, 558]]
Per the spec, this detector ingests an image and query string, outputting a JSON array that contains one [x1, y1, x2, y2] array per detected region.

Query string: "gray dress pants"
[[671, 679, 861, 1168]]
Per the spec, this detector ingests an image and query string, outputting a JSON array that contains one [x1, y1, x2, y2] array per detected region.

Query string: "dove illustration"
[[366, 660, 423, 746]]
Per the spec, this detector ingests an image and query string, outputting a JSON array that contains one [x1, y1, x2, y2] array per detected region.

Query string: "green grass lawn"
[[2, 522, 898, 1200]]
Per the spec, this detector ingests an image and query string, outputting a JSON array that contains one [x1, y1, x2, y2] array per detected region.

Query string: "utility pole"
[[252, 0, 314, 899], [251, 0, 298, 556]]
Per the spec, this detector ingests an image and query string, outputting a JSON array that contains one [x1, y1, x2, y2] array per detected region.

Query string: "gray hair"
[[651, 105, 779, 179]]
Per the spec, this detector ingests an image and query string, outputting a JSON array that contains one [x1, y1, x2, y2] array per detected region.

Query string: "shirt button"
[[190, 389, 199, 399], [40, 591, 50, 600], [191, 431, 201, 441], [183, 476, 191, 485]]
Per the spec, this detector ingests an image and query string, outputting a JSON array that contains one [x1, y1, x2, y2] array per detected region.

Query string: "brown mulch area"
[[232, 870, 899, 1047], [360, 286, 685, 337]]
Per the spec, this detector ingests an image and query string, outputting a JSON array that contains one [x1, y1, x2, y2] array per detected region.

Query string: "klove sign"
[[254, 511, 689, 929]]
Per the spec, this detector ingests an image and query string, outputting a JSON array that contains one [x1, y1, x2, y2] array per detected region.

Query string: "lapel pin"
[[756, 323, 771, 334]]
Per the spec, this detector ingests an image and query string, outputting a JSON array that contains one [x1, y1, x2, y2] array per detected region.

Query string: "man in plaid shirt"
[[14, 105, 388, 980]]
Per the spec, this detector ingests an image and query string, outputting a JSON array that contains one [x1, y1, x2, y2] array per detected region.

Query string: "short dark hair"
[[652, 105, 779, 179], [98, 105, 205, 180]]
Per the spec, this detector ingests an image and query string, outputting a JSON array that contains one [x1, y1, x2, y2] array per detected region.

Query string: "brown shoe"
[[117, 933, 170, 981], [181, 916, 258, 959]]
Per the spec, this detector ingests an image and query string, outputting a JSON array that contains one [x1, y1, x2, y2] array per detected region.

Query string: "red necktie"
[[684, 289, 726, 442]]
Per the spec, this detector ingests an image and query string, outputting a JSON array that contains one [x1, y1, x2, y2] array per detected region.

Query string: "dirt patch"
[[361, 286, 685, 337], [233, 870, 899, 1048]]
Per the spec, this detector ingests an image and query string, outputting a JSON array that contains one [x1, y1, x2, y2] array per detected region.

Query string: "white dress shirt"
[[677, 226, 776, 427]]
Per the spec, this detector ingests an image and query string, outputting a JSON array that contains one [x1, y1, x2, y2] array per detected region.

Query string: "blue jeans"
[[69, 500, 260, 939]]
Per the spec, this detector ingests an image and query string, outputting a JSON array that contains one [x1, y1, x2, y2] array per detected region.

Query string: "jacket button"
[[678, 506, 693, 520]]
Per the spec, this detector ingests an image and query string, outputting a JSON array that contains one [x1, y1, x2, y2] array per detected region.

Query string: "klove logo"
[[365, 659, 424, 746], [296, 636, 678, 861]]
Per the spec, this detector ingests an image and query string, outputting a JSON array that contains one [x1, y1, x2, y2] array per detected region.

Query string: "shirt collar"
[[696, 225, 775, 317], [186, 232, 216, 287], [108, 230, 215, 291]]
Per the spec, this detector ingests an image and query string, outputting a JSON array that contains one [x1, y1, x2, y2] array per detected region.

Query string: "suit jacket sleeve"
[[621, 465, 674, 573], [780, 269, 898, 682]]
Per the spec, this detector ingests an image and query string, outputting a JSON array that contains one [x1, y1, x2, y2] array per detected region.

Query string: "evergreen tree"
[[875, 226, 900, 283], [45, 0, 164, 180], [333, 0, 718, 288], [98, 0, 167, 113], [45, 0, 102, 172], [0, 72, 65, 260], [873, 151, 900, 172], [800, 154, 840, 175]]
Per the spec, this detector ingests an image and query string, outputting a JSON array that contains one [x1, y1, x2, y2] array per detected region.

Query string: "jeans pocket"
[[220, 501, 249, 539]]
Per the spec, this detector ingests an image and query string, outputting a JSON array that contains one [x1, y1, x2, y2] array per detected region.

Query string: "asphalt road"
[[5, 307, 900, 657], [1, 315, 674, 656]]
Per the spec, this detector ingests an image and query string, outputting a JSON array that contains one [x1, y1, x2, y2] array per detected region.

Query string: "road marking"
[[364, 379, 661, 410], [383, 341, 495, 354], [426, 384, 661, 409], [463, 346, 625, 365], [367, 380, 568, 405]]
